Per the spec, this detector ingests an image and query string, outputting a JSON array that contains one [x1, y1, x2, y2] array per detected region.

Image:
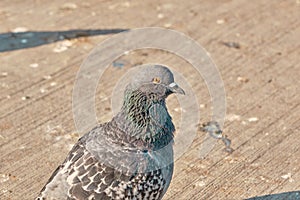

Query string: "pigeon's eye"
[[152, 77, 161, 84]]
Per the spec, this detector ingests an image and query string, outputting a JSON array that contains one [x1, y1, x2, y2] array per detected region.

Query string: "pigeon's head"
[[127, 64, 185, 98]]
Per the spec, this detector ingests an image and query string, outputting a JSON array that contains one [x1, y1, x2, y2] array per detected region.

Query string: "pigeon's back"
[[37, 122, 174, 200]]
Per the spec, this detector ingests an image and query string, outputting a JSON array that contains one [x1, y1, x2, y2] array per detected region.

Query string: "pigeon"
[[36, 64, 185, 200]]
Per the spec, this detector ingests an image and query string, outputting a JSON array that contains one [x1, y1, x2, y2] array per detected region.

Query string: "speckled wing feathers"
[[37, 124, 173, 200]]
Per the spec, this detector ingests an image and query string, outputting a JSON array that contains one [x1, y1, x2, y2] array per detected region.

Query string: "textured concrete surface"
[[0, 0, 299, 199]]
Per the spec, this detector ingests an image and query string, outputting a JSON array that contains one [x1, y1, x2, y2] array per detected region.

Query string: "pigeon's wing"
[[37, 139, 121, 200], [37, 138, 170, 200]]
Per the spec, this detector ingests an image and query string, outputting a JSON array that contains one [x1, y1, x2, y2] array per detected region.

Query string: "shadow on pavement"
[[0, 29, 128, 52]]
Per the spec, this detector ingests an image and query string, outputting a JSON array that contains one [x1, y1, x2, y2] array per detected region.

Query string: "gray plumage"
[[36, 64, 185, 200]]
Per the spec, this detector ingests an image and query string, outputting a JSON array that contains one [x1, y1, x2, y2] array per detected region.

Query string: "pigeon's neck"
[[111, 89, 174, 148]]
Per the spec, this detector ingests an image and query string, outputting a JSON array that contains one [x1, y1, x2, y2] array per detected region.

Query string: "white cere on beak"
[[169, 82, 177, 88], [168, 82, 185, 95]]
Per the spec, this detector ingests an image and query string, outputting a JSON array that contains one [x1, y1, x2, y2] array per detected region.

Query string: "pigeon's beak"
[[168, 82, 185, 95]]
